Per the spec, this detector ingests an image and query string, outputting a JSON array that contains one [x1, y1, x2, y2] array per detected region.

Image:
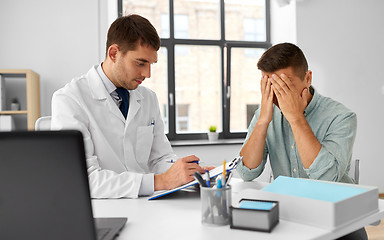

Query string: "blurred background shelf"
[[0, 69, 40, 130], [0, 110, 28, 114]]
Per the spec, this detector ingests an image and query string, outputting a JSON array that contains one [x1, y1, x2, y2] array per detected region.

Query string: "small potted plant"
[[207, 125, 219, 141], [11, 98, 20, 111]]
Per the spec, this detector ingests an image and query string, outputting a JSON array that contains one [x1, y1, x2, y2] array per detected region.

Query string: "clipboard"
[[148, 156, 242, 200]]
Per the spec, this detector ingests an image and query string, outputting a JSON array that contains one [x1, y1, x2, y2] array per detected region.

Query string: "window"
[[174, 14, 189, 39], [244, 18, 266, 41], [176, 104, 190, 132], [120, 0, 270, 140], [175, 45, 221, 134]]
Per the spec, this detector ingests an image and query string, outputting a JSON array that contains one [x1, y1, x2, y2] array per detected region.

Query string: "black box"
[[230, 198, 279, 232]]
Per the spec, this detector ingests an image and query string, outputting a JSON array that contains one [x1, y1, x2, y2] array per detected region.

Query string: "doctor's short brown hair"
[[257, 43, 308, 80], [106, 14, 160, 55]]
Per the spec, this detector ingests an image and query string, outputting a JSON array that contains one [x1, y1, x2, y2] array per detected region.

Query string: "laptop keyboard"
[[97, 228, 111, 240]]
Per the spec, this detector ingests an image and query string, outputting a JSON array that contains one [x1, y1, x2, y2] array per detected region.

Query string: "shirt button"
[[293, 168, 297, 173], [291, 145, 294, 149]]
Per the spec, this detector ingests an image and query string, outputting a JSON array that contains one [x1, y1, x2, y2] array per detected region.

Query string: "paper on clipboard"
[[148, 156, 242, 200]]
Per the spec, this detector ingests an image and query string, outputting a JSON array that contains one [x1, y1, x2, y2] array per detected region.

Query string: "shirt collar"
[[304, 86, 319, 116], [96, 63, 117, 95]]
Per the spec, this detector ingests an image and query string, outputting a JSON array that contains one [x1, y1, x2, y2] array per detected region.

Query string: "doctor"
[[51, 14, 206, 198]]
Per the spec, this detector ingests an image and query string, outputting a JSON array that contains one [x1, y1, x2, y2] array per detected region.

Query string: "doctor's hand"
[[154, 155, 205, 190]]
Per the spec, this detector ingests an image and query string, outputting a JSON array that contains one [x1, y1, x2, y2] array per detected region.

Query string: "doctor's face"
[[113, 44, 158, 90]]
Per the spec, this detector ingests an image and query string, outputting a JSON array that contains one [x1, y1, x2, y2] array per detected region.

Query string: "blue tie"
[[115, 88, 129, 119]]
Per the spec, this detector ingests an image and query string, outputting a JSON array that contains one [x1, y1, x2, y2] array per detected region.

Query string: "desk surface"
[[92, 181, 384, 240]]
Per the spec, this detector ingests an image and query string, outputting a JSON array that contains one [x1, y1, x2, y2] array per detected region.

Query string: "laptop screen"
[[0, 131, 96, 240]]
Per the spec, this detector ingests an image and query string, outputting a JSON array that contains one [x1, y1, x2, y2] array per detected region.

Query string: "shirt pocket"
[[136, 125, 154, 168]]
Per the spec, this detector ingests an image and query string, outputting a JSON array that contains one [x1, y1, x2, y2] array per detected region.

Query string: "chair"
[[351, 158, 360, 184], [34, 116, 52, 131]]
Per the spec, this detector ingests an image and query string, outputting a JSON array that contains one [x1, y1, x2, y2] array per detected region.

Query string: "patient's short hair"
[[257, 43, 308, 79]]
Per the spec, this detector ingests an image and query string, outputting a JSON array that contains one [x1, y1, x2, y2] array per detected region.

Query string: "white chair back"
[[34, 116, 52, 131], [350, 158, 360, 184]]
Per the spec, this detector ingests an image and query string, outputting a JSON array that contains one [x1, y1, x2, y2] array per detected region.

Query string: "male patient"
[[51, 14, 207, 199], [237, 43, 366, 239]]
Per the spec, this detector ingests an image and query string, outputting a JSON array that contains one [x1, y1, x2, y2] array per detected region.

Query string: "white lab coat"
[[51, 65, 175, 198]]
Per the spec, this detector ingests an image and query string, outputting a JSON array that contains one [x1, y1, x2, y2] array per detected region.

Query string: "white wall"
[[0, 0, 110, 117], [270, 0, 297, 44]]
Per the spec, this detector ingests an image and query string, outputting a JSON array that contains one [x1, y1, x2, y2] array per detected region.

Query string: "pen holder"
[[200, 185, 231, 226]]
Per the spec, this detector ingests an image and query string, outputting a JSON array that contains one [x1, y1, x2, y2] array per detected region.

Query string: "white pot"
[[207, 132, 219, 141], [11, 103, 20, 111]]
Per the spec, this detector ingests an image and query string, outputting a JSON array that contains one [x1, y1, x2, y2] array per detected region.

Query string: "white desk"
[[92, 181, 384, 240]]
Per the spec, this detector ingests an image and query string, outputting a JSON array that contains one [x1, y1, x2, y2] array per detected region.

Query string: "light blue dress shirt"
[[237, 87, 356, 184]]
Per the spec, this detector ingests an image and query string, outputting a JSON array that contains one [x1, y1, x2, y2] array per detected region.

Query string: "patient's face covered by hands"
[[262, 67, 312, 109]]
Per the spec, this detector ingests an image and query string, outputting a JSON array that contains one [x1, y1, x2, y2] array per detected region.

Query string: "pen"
[[216, 176, 222, 189], [165, 160, 199, 164], [222, 160, 226, 186], [151, 120, 155, 133], [225, 170, 232, 185], [205, 170, 210, 187], [193, 172, 207, 187]]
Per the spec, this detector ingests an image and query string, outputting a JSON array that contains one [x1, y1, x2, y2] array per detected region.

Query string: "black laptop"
[[0, 130, 127, 240]]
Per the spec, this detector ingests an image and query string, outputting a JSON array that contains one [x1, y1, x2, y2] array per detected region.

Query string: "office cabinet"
[[0, 69, 40, 130]]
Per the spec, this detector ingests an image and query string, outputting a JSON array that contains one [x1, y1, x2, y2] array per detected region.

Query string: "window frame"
[[118, 0, 271, 140]]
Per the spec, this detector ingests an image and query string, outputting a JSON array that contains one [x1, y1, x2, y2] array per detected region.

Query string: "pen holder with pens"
[[200, 185, 231, 226]]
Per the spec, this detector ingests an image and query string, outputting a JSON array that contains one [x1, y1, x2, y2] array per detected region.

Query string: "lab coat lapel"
[[107, 98, 126, 123], [126, 89, 143, 126], [88, 67, 126, 123]]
